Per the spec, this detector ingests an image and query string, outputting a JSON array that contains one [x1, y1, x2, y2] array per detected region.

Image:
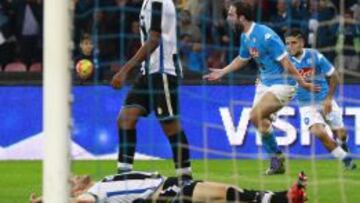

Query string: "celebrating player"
[[285, 29, 357, 170], [110, 0, 192, 179], [204, 1, 319, 175], [30, 171, 308, 203]]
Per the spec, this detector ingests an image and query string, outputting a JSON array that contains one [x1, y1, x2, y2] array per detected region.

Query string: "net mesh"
[[69, 0, 360, 202]]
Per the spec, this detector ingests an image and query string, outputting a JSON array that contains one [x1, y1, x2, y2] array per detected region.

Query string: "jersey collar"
[[245, 22, 255, 38], [293, 48, 306, 63]]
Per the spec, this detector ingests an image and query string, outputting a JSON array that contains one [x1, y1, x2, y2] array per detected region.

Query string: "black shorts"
[[124, 73, 179, 121], [158, 177, 201, 203]]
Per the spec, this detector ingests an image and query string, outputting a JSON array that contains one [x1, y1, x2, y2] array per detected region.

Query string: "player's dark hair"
[[231, 0, 254, 21], [285, 28, 305, 40], [80, 33, 92, 42]]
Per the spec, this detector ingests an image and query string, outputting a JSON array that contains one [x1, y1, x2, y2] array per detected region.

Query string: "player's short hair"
[[80, 33, 92, 42], [285, 28, 305, 40], [231, 0, 254, 21]]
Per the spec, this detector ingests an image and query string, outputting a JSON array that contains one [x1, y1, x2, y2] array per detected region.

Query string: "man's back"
[[139, 0, 182, 76]]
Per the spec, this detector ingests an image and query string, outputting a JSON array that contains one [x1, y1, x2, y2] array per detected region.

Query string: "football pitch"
[[1, 159, 359, 202]]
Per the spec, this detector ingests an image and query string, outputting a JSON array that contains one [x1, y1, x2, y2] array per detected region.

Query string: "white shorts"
[[253, 83, 296, 106], [299, 100, 344, 130]]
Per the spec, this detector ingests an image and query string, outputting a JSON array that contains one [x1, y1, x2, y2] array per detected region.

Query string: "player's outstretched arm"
[[203, 56, 248, 81], [111, 31, 161, 89], [280, 56, 320, 92]]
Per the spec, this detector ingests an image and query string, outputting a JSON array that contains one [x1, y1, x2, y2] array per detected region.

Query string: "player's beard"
[[228, 21, 244, 33]]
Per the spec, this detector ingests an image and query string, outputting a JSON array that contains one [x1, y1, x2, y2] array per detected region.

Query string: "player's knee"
[[335, 128, 348, 140], [310, 124, 327, 139], [117, 111, 138, 129], [161, 120, 181, 136], [250, 110, 260, 126], [226, 186, 240, 201]]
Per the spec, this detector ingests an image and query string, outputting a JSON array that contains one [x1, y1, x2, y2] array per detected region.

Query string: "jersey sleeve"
[[315, 51, 335, 76], [150, 0, 163, 33], [239, 35, 251, 60], [265, 33, 288, 61]]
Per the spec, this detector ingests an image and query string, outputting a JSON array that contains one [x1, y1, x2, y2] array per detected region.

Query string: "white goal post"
[[43, 0, 72, 202]]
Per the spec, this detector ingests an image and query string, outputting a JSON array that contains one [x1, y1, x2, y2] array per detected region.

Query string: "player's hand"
[[322, 97, 332, 115], [111, 70, 127, 89], [29, 193, 42, 203], [301, 82, 321, 93], [203, 68, 225, 81]]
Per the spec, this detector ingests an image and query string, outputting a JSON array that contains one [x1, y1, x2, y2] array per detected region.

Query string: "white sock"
[[261, 192, 274, 203], [331, 146, 347, 160], [117, 162, 133, 171]]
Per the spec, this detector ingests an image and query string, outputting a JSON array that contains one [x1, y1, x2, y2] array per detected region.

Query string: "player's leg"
[[250, 91, 285, 175], [117, 76, 150, 173], [160, 119, 192, 178], [333, 128, 349, 152], [192, 181, 300, 203], [154, 73, 192, 179], [326, 100, 349, 152], [301, 106, 356, 170], [325, 100, 356, 169]]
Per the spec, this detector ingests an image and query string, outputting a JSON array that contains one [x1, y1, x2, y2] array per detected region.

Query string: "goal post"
[[43, 0, 72, 202]]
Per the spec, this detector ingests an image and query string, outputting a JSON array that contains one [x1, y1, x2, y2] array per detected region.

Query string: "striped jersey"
[[139, 0, 182, 76], [87, 171, 165, 203]]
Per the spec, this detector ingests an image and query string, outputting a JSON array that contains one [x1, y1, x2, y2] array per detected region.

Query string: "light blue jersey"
[[289, 48, 335, 106], [239, 23, 296, 86]]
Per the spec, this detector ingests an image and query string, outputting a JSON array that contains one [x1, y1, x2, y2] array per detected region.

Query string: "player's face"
[[285, 36, 304, 57], [80, 39, 94, 56], [227, 5, 243, 31], [70, 175, 92, 195]]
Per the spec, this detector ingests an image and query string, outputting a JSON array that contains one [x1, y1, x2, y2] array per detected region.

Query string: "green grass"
[[1, 160, 359, 202]]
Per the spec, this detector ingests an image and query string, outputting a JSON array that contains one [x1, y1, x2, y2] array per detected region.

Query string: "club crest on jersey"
[[299, 67, 314, 81], [249, 47, 260, 58]]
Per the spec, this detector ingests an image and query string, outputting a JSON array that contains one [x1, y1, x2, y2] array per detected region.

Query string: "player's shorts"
[[158, 177, 201, 203], [123, 73, 179, 121], [299, 100, 344, 130], [253, 83, 296, 106]]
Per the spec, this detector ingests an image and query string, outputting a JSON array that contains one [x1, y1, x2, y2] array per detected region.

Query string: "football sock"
[[117, 128, 136, 173], [261, 130, 282, 156], [167, 131, 192, 177]]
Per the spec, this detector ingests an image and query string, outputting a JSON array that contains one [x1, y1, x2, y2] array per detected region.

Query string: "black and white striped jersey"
[[139, 0, 183, 77], [87, 171, 165, 203]]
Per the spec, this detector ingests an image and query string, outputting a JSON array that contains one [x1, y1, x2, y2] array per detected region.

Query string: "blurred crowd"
[[0, 0, 359, 80]]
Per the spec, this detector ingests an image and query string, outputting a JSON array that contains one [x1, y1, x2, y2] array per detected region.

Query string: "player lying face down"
[[30, 171, 307, 203]]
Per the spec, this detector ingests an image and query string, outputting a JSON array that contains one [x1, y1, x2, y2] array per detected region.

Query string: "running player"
[[204, 1, 319, 175], [111, 0, 192, 179], [285, 29, 356, 170], [30, 170, 308, 203]]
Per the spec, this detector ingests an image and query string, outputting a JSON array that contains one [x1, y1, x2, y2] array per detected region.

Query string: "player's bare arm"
[[279, 56, 320, 92], [111, 31, 161, 89], [323, 69, 340, 114], [203, 56, 248, 81]]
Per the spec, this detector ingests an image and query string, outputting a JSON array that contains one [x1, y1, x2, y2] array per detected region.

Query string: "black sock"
[[226, 188, 289, 203], [167, 131, 192, 176], [269, 191, 288, 203], [118, 129, 136, 172], [226, 187, 258, 202]]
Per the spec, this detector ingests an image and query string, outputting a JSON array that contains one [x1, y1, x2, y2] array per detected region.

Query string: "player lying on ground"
[[30, 171, 308, 203]]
